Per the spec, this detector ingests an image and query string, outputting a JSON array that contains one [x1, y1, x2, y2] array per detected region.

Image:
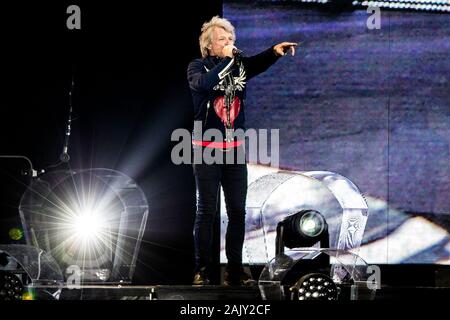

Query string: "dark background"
[[0, 0, 222, 284]]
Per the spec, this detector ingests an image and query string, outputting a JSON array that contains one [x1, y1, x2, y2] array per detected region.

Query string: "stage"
[[22, 282, 450, 300]]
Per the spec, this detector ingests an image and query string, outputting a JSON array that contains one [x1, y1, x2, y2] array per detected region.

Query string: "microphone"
[[232, 48, 243, 57]]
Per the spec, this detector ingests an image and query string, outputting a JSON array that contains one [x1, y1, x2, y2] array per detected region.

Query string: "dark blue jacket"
[[187, 47, 279, 142]]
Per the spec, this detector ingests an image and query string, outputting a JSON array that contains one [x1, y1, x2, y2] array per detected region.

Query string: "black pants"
[[193, 151, 247, 273]]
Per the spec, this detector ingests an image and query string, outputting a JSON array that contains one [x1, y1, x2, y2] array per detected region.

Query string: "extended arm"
[[243, 42, 298, 80]]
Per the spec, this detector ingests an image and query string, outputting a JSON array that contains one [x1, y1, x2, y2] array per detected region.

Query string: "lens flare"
[[8, 228, 23, 241], [72, 210, 105, 241]]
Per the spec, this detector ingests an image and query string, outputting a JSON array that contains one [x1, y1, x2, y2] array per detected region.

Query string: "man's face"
[[209, 27, 234, 58]]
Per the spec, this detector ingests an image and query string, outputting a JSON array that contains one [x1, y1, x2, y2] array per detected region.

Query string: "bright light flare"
[[71, 210, 105, 241], [19, 168, 150, 283], [299, 211, 325, 237], [302, 219, 318, 234]]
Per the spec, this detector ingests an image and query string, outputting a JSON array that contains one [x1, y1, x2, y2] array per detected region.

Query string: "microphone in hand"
[[232, 48, 243, 57]]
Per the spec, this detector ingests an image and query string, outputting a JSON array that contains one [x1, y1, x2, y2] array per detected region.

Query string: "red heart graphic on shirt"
[[213, 96, 241, 128]]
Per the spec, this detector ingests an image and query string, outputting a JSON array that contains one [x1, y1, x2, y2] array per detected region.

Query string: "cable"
[[0, 155, 35, 176]]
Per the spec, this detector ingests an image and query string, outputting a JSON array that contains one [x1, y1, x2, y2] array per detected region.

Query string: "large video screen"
[[221, 1, 450, 265]]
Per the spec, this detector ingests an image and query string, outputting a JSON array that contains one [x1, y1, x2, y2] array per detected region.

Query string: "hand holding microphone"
[[223, 45, 243, 58]]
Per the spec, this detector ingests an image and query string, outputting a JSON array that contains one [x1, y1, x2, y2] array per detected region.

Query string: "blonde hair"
[[199, 16, 236, 58]]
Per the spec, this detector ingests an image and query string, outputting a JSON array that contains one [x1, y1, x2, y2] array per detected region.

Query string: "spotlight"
[[0, 271, 23, 301], [290, 273, 338, 300], [0, 245, 65, 300], [72, 210, 105, 242], [245, 171, 374, 300], [275, 210, 329, 255], [19, 168, 149, 283], [258, 249, 377, 300]]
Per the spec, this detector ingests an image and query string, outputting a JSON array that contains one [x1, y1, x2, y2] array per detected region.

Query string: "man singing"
[[187, 15, 297, 285]]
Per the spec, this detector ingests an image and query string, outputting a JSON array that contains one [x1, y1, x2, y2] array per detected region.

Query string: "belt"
[[192, 140, 244, 149]]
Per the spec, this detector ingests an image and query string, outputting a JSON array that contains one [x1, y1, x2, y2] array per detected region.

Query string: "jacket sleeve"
[[187, 57, 235, 92], [242, 46, 280, 81]]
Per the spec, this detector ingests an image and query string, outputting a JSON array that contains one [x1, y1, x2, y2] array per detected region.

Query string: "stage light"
[[0, 245, 65, 301], [0, 271, 23, 301], [291, 273, 338, 300], [243, 170, 369, 265], [19, 168, 149, 283], [67, 207, 108, 246], [40, 186, 118, 275], [299, 210, 326, 237], [276, 210, 329, 254], [244, 171, 375, 300], [72, 211, 104, 241]]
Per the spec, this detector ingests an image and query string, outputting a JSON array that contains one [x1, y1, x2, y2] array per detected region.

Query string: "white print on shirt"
[[204, 64, 247, 92], [214, 63, 246, 91]]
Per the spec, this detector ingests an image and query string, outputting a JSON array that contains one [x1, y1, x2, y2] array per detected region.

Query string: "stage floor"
[[27, 284, 450, 300]]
